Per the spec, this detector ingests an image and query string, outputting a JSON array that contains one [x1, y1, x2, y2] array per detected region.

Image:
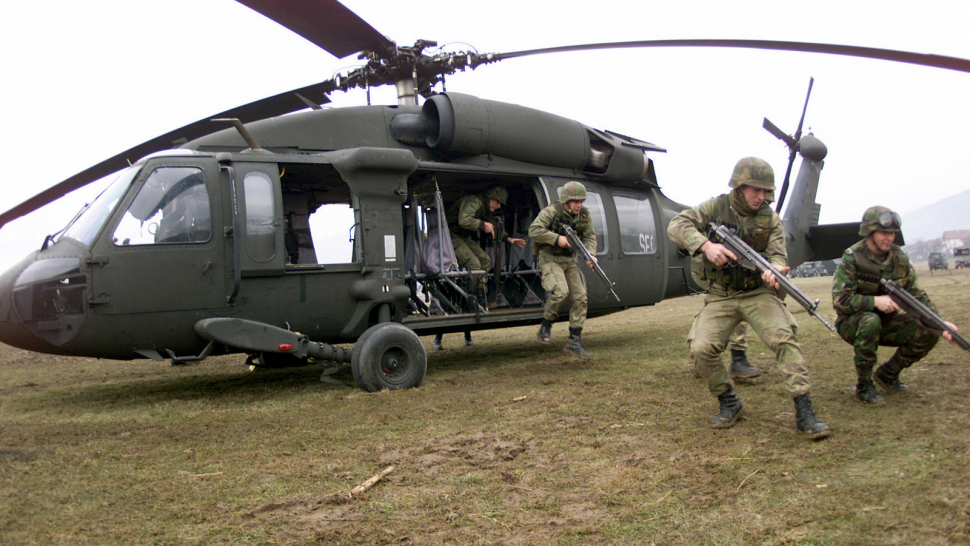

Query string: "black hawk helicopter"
[[1, 0, 967, 391]]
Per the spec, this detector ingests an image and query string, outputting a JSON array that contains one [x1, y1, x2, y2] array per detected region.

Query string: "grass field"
[[1, 270, 969, 545]]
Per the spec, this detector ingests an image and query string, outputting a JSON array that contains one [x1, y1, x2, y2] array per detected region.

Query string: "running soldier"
[[529, 181, 598, 358], [667, 157, 830, 439]]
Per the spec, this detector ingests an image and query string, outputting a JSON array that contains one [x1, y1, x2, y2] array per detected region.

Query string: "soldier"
[[447, 185, 526, 306], [667, 157, 830, 440], [832, 206, 959, 405], [529, 181, 598, 358]]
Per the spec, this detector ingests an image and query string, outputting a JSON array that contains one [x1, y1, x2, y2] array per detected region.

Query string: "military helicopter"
[[1, 0, 967, 391]]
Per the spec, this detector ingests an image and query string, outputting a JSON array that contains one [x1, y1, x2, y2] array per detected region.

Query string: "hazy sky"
[[2, 0, 969, 272]]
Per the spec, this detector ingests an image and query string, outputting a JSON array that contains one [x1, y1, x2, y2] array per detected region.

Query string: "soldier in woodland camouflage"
[[667, 157, 830, 440], [832, 206, 959, 404], [529, 181, 598, 358]]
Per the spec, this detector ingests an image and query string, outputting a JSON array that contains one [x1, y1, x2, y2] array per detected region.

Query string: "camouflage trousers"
[[836, 311, 940, 380], [689, 321, 749, 369], [728, 322, 748, 351], [539, 258, 588, 329], [688, 291, 810, 397], [451, 233, 490, 292]]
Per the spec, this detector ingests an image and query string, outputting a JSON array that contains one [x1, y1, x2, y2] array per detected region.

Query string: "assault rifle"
[[563, 225, 620, 302], [879, 278, 970, 352], [707, 223, 836, 332]]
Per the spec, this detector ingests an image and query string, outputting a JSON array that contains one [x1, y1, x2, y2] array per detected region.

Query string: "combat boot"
[[794, 393, 831, 440], [537, 319, 553, 343], [855, 380, 885, 406], [433, 334, 443, 351], [711, 389, 743, 429], [729, 349, 762, 379], [564, 327, 592, 358], [464, 331, 474, 347], [874, 360, 909, 393]]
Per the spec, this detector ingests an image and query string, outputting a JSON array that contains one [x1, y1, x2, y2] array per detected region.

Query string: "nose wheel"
[[351, 323, 427, 392]]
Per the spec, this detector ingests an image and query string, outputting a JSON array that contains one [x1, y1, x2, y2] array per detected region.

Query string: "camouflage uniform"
[[668, 157, 828, 439], [669, 191, 809, 397], [832, 208, 940, 387], [529, 198, 596, 329], [447, 189, 512, 292], [728, 322, 749, 351]]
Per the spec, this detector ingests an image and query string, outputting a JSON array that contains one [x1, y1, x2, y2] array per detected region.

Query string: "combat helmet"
[[560, 181, 588, 203], [728, 157, 776, 191], [858, 205, 902, 236], [484, 186, 508, 205]]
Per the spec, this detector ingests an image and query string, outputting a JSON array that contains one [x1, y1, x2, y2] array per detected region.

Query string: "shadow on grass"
[[25, 324, 687, 413], [24, 363, 348, 412]]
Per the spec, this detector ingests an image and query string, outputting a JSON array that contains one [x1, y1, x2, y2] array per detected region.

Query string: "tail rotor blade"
[[794, 77, 815, 140], [769, 78, 815, 212], [763, 118, 796, 149], [774, 150, 797, 213]]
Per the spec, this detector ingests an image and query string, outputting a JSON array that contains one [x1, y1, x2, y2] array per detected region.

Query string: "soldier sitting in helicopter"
[[446, 185, 527, 306], [433, 185, 526, 349]]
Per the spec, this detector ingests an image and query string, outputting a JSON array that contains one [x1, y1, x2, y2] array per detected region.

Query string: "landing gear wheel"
[[351, 323, 427, 392]]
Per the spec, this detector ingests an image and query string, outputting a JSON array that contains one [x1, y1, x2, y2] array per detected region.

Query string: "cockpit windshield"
[[59, 166, 140, 246]]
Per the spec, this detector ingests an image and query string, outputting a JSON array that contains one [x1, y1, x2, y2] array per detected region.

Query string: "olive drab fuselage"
[[0, 92, 853, 390], [0, 96, 682, 364]]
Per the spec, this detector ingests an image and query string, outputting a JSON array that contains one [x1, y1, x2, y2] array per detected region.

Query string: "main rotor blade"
[[0, 81, 336, 231], [235, 0, 394, 58], [493, 39, 970, 74]]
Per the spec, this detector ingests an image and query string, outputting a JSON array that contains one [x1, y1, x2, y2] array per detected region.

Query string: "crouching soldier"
[[832, 205, 960, 405]]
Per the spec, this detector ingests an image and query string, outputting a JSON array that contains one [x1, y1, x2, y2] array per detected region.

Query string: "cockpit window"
[[112, 167, 211, 245], [60, 167, 140, 246]]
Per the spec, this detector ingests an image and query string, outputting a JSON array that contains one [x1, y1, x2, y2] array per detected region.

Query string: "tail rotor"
[[764, 77, 814, 212]]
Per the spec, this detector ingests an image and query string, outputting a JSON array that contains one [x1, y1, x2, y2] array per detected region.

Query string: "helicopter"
[[1, 0, 968, 391]]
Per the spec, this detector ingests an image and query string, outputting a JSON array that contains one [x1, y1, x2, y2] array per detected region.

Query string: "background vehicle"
[[791, 260, 835, 278], [928, 251, 949, 271], [954, 246, 969, 269]]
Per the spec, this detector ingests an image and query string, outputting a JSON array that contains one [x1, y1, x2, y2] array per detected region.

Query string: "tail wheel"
[[351, 323, 427, 392]]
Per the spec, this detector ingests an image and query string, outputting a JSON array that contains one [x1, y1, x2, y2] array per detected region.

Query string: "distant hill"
[[901, 190, 970, 243]]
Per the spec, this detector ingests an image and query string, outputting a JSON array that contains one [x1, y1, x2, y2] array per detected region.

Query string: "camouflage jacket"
[[528, 201, 596, 263], [832, 239, 936, 320], [667, 192, 786, 296], [447, 194, 510, 243]]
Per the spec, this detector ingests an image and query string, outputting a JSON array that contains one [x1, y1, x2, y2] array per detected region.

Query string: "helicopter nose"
[[0, 256, 30, 348], [0, 253, 88, 353]]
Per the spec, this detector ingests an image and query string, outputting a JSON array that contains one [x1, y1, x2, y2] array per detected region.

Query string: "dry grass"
[[1, 270, 969, 545]]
